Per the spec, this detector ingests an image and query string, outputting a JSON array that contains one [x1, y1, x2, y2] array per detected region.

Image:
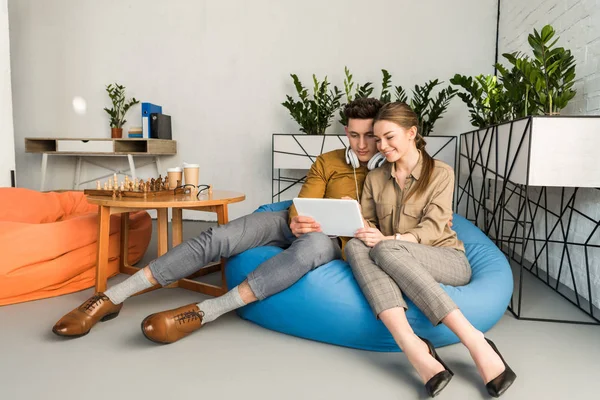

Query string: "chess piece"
[[128, 182, 134, 191], [156, 176, 163, 190], [120, 183, 125, 192], [108, 179, 113, 190], [150, 178, 156, 191], [135, 178, 140, 190], [164, 176, 170, 190], [104, 182, 109, 190], [139, 182, 145, 192], [96, 181, 101, 190]]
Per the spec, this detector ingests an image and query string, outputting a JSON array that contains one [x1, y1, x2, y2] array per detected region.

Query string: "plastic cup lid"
[[167, 167, 182, 172]]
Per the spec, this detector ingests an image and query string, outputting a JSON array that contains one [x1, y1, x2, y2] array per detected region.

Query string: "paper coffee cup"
[[167, 167, 183, 189], [183, 163, 200, 187]]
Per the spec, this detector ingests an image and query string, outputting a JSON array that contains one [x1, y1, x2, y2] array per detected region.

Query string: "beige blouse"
[[361, 154, 465, 252]]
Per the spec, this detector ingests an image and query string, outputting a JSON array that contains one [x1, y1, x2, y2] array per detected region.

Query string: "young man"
[[52, 97, 384, 344]]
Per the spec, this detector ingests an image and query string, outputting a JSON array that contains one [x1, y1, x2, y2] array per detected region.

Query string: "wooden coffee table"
[[86, 190, 245, 296]]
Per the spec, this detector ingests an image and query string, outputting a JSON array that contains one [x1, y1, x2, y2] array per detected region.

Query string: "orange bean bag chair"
[[0, 188, 152, 306]]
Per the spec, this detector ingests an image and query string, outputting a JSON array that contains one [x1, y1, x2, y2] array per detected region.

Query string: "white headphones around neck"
[[346, 146, 386, 201], [345, 146, 386, 170]]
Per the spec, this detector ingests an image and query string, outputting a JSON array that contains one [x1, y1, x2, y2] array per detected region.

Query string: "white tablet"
[[292, 198, 364, 237]]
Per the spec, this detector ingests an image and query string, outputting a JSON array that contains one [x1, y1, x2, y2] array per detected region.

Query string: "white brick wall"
[[499, 0, 600, 115], [499, 0, 600, 311]]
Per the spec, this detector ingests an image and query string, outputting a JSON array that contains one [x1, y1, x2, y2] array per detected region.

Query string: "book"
[[141, 103, 162, 138]]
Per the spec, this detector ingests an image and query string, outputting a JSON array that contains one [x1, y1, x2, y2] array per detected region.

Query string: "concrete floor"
[[1, 220, 599, 400]]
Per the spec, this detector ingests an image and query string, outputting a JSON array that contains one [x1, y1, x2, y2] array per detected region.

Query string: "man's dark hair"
[[344, 97, 384, 120]]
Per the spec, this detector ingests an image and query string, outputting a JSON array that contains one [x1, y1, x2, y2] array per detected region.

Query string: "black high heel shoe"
[[419, 337, 454, 397], [485, 338, 517, 397]]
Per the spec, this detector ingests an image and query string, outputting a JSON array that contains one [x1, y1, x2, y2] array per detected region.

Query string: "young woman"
[[345, 102, 516, 398]]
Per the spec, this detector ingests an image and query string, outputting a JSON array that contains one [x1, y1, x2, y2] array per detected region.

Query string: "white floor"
[[1, 221, 599, 400]]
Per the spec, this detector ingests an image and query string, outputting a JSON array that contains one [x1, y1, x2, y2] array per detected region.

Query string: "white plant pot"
[[459, 116, 600, 188]]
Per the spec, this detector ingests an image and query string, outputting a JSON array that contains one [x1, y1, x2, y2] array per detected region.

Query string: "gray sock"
[[197, 286, 246, 324], [104, 269, 153, 304]]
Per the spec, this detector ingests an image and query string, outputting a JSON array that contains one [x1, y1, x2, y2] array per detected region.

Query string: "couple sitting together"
[[52, 98, 516, 398]]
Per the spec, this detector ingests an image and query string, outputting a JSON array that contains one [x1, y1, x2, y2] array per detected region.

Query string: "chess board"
[[83, 174, 185, 198], [83, 188, 176, 198]]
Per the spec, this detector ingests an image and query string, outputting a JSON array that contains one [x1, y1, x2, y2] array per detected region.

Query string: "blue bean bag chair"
[[226, 201, 513, 351]]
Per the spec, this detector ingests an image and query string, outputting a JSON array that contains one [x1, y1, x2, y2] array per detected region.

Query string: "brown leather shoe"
[[52, 293, 122, 338], [141, 303, 204, 344]]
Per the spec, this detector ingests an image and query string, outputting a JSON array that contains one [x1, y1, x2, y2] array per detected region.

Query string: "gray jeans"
[[149, 210, 341, 300], [345, 238, 471, 325]]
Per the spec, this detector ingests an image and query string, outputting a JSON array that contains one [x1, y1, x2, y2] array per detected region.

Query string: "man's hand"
[[290, 215, 321, 237], [354, 227, 389, 248], [448, 214, 453, 228]]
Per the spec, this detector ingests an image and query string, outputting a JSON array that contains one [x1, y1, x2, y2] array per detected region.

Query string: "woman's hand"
[[290, 215, 321, 237], [354, 227, 390, 248]]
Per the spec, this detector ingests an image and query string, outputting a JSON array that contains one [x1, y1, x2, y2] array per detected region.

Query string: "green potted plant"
[[450, 73, 512, 128], [503, 25, 576, 115], [338, 68, 409, 126], [452, 24, 595, 191], [382, 75, 456, 136], [337, 68, 454, 136], [104, 83, 139, 138], [281, 74, 342, 135], [337, 66, 375, 126], [408, 80, 457, 136], [452, 24, 576, 128]]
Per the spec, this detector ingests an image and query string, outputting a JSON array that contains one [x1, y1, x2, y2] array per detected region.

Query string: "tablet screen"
[[293, 198, 364, 237]]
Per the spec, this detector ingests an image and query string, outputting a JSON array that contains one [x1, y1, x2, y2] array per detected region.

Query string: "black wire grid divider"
[[456, 116, 600, 325], [272, 133, 457, 203]]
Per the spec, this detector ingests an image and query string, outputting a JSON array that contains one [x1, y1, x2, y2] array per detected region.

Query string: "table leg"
[[120, 212, 129, 271], [127, 154, 137, 182], [73, 156, 82, 190], [95, 206, 111, 292], [156, 208, 179, 289], [215, 205, 229, 290], [215, 204, 229, 225], [155, 156, 162, 177], [40, 153, 48, 191], [156, 208, 169, 257], [172, 208, 183, 247]]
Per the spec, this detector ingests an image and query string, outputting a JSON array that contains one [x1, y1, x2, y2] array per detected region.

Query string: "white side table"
[[25, 138, 177, 190]]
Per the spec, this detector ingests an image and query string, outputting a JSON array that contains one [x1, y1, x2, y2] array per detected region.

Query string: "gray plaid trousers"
[[345, 238, 471, 325]]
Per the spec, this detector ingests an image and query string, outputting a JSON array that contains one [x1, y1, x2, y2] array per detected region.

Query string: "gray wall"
[[1, 0, 15, 187], [8, 0, 497, 220]]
